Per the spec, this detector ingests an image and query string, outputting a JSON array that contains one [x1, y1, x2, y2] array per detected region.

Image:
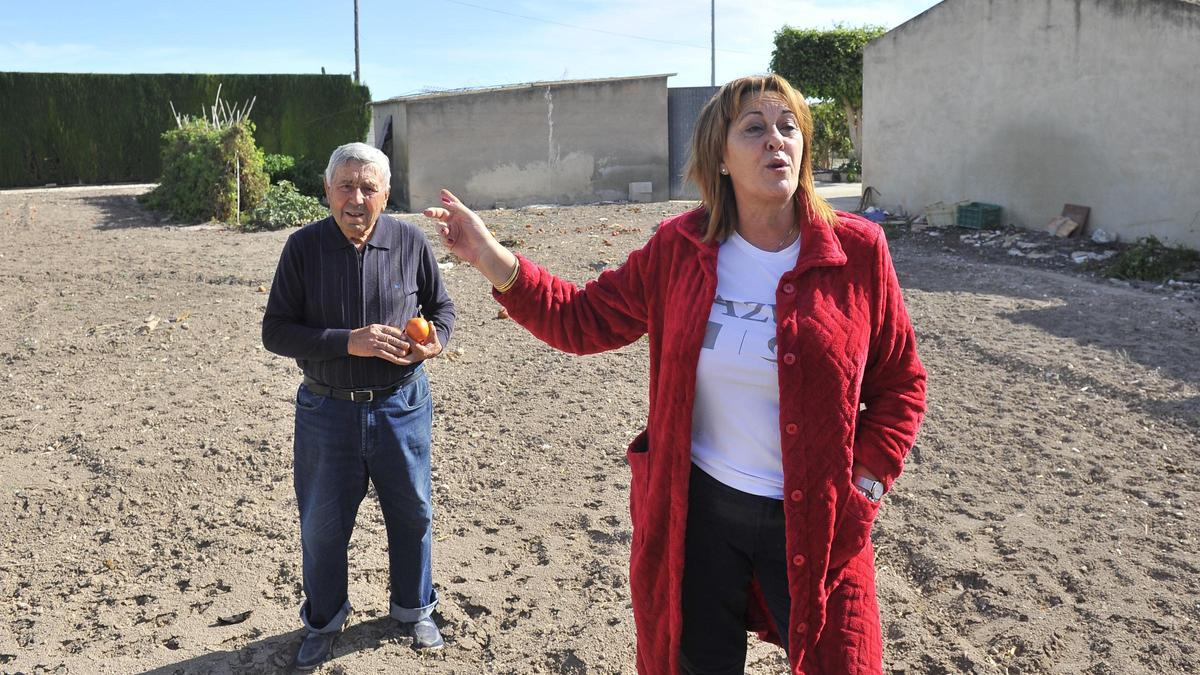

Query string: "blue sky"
[[1, 1, 940, 100]]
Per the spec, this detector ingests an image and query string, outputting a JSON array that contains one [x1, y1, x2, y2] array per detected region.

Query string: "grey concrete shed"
[[863, 0, 1200, 248], [371, 74, 673, 211]]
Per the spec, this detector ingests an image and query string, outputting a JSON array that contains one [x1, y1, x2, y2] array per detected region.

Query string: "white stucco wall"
[[370, 101, 409, 208], [373, 76, 669, 211], [864, 0, 1200, 247]]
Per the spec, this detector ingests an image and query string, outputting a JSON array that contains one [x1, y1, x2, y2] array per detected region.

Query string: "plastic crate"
[[956, 202, 1002, 229], [924, 201, 965, 228]]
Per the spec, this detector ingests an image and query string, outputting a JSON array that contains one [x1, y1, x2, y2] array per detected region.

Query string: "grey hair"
[[324, 142, 391, 186]]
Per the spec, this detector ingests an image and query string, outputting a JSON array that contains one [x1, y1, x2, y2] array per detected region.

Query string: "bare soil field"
[[1, 185, 1197, 674]]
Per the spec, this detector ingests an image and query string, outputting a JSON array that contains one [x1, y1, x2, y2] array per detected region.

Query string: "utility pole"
[[354, 0, 361, 84], [710, 0, 715, 86]]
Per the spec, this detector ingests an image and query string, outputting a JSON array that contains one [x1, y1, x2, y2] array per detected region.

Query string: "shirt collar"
[[319, 214, 396, 251], [792, 203, 847, 272], [677, 202, 848, 272]]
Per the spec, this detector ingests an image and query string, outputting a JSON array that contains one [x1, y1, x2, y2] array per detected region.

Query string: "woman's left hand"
[[422, 189, 495, 267], [423, 189, 519, 288], [852, 463, 880, 484]]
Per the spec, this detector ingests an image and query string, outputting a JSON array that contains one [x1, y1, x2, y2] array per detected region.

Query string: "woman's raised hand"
[[423, 188, 519, 290], [423, 189, 493, 266]]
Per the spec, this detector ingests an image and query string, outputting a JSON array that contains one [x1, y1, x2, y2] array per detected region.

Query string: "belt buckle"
[[350, 389, 373, 403]]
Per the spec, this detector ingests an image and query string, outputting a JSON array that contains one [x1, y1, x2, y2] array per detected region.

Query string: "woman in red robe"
[[424, 74, 926, 675]]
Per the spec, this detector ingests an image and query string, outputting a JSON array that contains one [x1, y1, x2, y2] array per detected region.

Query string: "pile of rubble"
[[864, 209, 1200, 303], [943, 227, 1119, 266]]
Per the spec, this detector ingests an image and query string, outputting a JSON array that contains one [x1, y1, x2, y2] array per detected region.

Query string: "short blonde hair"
[[685, 74, 837, 242]]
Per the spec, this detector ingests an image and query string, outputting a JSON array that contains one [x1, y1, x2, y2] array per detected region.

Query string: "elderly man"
[[262, 142, 456, 670]]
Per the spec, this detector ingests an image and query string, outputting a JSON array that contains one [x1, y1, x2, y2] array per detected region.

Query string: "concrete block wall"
[[864, 0, 1200, 247], [373, 76, 670, 211]]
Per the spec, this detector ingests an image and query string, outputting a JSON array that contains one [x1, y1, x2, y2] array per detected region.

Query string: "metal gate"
[[667, 86, 719, 200]]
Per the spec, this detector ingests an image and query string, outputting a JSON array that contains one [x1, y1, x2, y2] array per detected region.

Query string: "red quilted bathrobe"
[[494, 206, 926, 674]]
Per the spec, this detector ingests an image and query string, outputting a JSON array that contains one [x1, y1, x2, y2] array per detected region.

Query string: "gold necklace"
[[774, 224, 798, 251]]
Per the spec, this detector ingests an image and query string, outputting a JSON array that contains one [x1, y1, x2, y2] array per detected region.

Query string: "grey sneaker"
[[405, 617, 444, 651], [295, 629, 339, 670]]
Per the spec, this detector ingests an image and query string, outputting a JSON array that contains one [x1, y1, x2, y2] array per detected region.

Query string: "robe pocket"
[[625, 429, 649, 545], [828, 485, 881, 570]]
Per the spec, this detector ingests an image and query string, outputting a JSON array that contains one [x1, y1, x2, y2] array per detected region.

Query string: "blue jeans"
[[679, 463, 791, 674], [293, 369, 438, 633]]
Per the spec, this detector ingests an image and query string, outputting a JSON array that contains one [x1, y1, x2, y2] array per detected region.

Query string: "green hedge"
[[0, 72, 370, 188]]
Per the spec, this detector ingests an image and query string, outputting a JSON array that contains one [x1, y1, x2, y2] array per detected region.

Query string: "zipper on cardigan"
[[356, 246, 366, 327], [351, 245, 365, 385]]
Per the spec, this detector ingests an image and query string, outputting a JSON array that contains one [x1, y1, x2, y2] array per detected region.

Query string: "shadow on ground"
[[142, 615, 427, 675], [81, 193, 196, 230]]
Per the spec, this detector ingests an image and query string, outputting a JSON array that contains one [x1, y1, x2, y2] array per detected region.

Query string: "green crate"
[[956, 202, 1003, 229]]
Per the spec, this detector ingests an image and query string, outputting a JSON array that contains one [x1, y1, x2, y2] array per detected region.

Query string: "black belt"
[[302, 367, 422, 403]]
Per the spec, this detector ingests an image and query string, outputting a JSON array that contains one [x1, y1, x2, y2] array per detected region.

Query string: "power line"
[[441, 0, 752, 55]]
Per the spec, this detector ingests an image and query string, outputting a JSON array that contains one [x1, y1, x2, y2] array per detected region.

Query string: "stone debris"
[[1071, 251, 1117, 264], [136, 315, 160, 335], [890, 217, 1198, 302], [215, 610, 252, 626], [1046, 216, 1082, 238], [950, 225, 1127, 266]]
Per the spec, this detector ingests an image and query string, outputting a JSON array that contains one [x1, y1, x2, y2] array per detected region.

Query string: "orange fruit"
[[405, 317, 431, 344]]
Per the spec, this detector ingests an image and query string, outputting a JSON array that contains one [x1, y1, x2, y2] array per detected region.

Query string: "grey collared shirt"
[[262, 214, 456, 389]]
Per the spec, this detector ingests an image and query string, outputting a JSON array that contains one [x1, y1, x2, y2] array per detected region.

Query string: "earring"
[[719, 167, 728, 175]]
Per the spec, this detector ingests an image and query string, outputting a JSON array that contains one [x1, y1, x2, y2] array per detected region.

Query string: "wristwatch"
[[853, 475, 884, 502]]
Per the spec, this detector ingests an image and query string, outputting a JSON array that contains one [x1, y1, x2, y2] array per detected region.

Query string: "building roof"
[[879, 0, 1200, 42], [371, 73, 676, 106]]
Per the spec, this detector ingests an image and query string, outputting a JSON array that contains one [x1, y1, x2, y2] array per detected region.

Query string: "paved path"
[[816, 181, 863, 211]]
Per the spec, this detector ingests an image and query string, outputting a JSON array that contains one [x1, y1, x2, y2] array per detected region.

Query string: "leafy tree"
[[141, 95, 268, 224], [141, 120, 267, 222], [268, 155, 327, 199], [771, 25, 886, 160], [263, 153, 296, 179], [809, 100, 853, 170]]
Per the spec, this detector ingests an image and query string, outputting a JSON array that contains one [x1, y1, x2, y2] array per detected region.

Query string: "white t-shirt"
[[690, 231, 800, 499]]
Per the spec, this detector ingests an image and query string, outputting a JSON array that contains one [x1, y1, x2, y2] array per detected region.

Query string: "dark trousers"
[[680, 464, 791, 674], [293, 371, 437, 632]]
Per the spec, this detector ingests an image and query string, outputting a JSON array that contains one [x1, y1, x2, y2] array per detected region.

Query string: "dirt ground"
[[1, 185, 1197, 675]]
